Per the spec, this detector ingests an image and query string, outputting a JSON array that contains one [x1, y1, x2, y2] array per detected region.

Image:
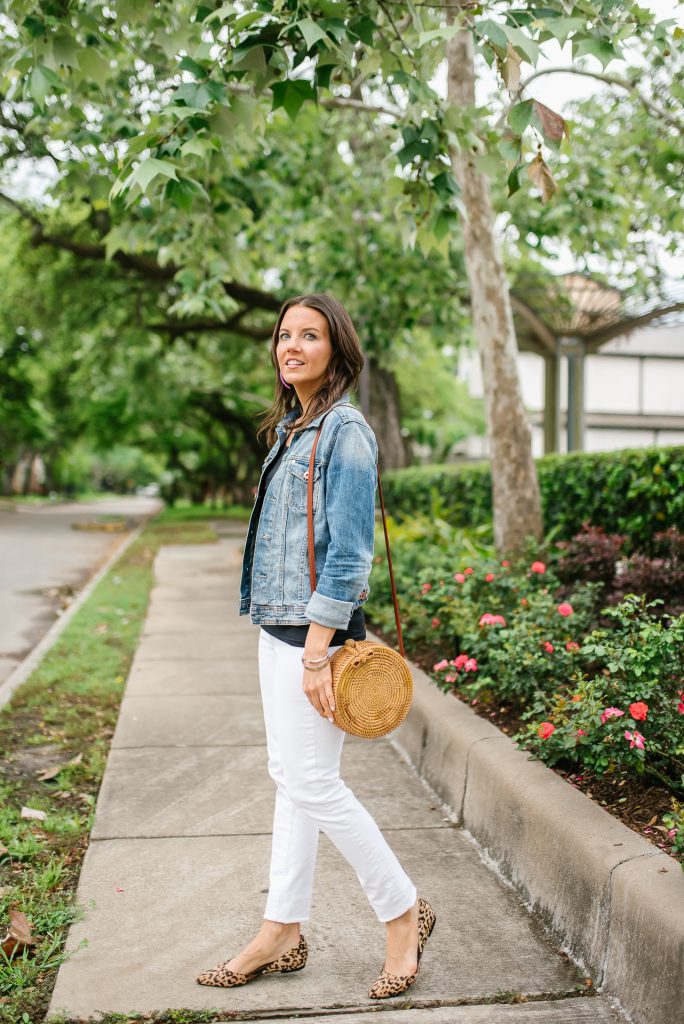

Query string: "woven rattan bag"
[[305, 406, 412, 739]]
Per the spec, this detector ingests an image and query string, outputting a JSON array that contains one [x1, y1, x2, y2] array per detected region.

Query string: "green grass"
[[0, 507, 231, 1024]]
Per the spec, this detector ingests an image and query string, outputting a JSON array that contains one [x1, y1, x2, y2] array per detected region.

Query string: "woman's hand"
[[302, 662, 336, 721]]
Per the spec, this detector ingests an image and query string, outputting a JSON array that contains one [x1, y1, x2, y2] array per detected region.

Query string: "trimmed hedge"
[[381, 445, 684, 553]]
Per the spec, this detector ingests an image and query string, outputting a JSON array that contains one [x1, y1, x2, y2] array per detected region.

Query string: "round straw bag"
[[306, 407, 413, 739]]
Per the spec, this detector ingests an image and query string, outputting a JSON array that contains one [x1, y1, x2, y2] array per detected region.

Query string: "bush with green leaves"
[[381, 445, 684, 554], [515, 597, 684, 790]]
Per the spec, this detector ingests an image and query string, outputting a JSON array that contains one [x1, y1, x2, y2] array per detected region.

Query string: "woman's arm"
[[303, 418, 378, 630]]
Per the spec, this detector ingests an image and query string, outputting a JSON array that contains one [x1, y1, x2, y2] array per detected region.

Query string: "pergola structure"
[[510, 272, 684, 453]]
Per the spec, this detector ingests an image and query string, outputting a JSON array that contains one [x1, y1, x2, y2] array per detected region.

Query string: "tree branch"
[[513, 66, 684, 134]]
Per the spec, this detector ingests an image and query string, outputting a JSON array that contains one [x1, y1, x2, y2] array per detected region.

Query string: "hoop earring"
[[279, 371, 292, 390]]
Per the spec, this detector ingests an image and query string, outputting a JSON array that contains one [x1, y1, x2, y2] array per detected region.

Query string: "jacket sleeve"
[[304, 418, 378, 629]]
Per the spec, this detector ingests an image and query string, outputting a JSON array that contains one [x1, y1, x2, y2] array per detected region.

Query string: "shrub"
[[516, 597, 684, 788], [381, 445, 684, 553]]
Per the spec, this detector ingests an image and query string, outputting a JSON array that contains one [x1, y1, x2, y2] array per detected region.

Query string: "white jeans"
[[257, 627, 417, 923]]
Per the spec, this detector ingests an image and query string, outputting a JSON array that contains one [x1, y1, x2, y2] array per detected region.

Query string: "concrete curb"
[[373, 631, 684, 1024], [0, 518, 153, 712]]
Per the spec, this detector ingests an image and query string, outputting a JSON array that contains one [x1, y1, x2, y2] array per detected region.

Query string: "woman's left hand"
[[302, 663, 336, 721]]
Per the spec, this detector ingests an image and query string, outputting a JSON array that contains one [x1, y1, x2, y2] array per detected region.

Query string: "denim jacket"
[[238, 391, 378, 629]]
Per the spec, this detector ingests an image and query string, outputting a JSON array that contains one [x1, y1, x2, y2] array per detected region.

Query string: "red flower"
[[520, 597, 528, 607], [421, 582, 432, 594], [464, 567, 474, 575], [557, 602, 574, 617], [501, 559, 509, 567], [576, 729, 587, 736], [531, 561, 546, 574], [677, 701, 684, 715], [537, 722, 555, 739], [566, 641, 580, 652], [431, 617, 441, 628], [629, 701, 648, 721], [453, 653, 469, 669], [464, 657, 478, 672], [453, 572, 466, 583], [571, 693, 582, 703], [433, 659, 449, 671], [543, 641, 554, 653], [444, 673, 457, 683], [485, 572, 495, 582]]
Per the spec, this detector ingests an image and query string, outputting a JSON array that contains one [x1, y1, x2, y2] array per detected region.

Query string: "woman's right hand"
[[302, 662, 336, 721]]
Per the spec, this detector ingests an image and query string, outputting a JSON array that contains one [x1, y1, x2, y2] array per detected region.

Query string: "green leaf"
[[500, 24, 540, 65], [295, 18, 329, 50], [507, 164, 523, 196], [509, 99, 534, 135], [77, 48, 113, 88], [477, 18, 508, 51], [417, 25, 459, 48], [573, 38, 619, 70], [29, 65, 62, 108], [129, 157, 179, 194], [271, 79, 316, 120], [178, 56, 207, 79]]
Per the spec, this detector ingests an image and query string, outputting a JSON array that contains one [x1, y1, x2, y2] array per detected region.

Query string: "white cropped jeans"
[[257, 627, 417, 923]]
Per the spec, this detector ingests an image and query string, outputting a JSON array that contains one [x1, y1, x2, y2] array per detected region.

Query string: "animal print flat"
[[196, 933, 308, 988], [368, 897, 436, 999]]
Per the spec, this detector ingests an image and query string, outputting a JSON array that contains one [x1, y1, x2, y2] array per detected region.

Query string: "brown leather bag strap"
[[306, 407, 405, 659]]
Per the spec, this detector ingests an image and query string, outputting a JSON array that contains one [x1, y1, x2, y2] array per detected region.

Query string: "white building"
[[457, 275, 684, 458]]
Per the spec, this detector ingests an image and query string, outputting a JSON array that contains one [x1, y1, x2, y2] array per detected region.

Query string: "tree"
[[1, 1, 680, 546]]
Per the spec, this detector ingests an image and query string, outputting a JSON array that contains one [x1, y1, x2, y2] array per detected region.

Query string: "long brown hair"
[[256, 293, 365, 449]]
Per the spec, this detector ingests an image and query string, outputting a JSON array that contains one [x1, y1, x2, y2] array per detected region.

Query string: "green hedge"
[[381, 445, 684, 552]]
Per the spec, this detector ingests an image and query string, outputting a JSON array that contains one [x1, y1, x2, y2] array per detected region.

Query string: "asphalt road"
[[0, 496, 162, 687]]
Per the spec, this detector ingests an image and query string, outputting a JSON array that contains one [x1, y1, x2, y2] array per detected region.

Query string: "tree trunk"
[[446, 13, 543, 554], [363, 355, 411, 472]]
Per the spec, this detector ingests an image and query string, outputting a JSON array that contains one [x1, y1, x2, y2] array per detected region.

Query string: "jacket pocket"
[[286, 459, 322, 513]]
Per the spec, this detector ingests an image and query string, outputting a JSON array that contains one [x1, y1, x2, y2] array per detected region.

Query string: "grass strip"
[[0, 505, 248, 1024]]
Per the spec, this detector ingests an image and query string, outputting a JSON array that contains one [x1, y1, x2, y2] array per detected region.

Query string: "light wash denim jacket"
[[239, 391, 378, 629]]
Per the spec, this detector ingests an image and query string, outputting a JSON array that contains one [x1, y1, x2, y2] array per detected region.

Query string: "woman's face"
[[276, 305, 334, 397]]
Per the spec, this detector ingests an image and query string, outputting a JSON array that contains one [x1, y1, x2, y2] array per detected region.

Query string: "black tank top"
[[254, 432, 366, 648]]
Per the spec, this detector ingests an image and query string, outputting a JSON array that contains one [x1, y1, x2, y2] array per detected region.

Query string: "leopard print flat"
[[196, 933, 308, 988], [368, 896, 436, 999]]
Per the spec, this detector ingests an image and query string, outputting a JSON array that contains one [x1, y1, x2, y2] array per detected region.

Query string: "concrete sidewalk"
[[47, 533, 622, 1023]]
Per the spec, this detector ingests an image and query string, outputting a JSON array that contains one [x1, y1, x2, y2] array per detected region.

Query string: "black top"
[[255, 430, 366, 648]]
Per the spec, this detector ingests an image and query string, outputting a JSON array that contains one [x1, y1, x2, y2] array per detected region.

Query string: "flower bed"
[[367, 515, 684, 866]]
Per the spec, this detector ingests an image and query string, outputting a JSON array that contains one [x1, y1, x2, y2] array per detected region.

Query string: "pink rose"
[[464, 657, 478, 672], [531, 561, 546, 574], [600, 707, 624, 724], [433, 659, 449, 671], [629, 701, 648, 721], [624, 729, 645, 750], [453, 654, 469, 669], [557, 602, 574, 617], [485, 573, 495, 582], [576, 729, 587, 736], [543, 641, 554, 653], [537, 722, 555, 739], [479, 612, 506, 627], [464, 567, 474, 575], [566, 641, 580, 652], [501, 559, 510, 567], [421, 582, 432, 594], [453, 573, 466, 583], [444, 673, 457, 683], [431, 617, 441, 628], [677, 701, 684, 715]]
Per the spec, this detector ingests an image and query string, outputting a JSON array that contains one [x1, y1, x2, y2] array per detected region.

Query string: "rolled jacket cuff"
[[304, 589, 354, 630]]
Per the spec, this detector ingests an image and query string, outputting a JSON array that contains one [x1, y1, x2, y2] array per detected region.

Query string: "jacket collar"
[[276, 391, 351, 436]]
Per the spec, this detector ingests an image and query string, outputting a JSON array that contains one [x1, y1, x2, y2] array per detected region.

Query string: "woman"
[[197, 293, 435, 999]]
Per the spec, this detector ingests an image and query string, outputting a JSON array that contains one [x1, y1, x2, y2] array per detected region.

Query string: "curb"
[[372, 630, 684, 1024], [0, 516, 155, 713]]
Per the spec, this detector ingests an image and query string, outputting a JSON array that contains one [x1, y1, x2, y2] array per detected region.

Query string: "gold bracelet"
[[301, 651, 329, 664]]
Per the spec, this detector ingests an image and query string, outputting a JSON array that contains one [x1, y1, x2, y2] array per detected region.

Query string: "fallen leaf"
[[21, 807, 46, 821], [645, 815, 658, 827], [1, 908, 40, 957]]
